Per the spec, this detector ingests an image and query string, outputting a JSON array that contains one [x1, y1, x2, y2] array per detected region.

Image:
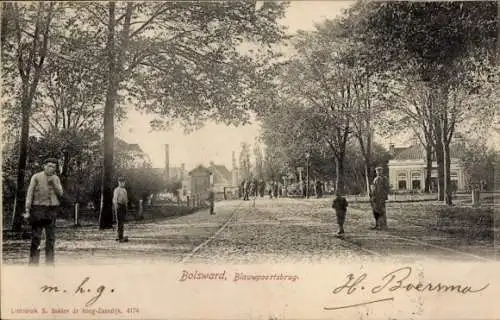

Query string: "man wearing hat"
[[371, 167, 390, 230], [24, 157, 64, 265], [113, 176, 129, 242]]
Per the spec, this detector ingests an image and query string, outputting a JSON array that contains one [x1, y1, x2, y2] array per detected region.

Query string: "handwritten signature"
[[40, 277, 115, 307], [324, 266, 489, 310]]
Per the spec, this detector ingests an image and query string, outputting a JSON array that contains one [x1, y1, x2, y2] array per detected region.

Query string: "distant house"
[[188, 165, 212, 198], [387, 143, 467, 192], [208, 161, 232, 192]]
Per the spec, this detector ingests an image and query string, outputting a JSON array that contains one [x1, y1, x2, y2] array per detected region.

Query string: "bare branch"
[[128, 3, 170, 39], [30, 120, 47, 135], [86, 6, 108, 26], [36, 2, 54, 69]]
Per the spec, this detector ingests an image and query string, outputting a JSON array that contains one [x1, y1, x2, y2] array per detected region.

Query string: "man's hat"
[[375, 166, 384, 170], [43, 157, 58, 165]]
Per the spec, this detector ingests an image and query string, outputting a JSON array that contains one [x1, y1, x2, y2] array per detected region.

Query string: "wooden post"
[[74, 203, 80, 227], [472, 187, 480, 207], [187, 196, 190, 208], [138, 199, 144, 219]]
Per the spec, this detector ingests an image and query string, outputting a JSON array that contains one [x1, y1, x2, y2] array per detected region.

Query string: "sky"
[[116, 1, 354, 171]]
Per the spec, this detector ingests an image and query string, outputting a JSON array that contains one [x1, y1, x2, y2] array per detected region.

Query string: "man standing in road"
[[207, 186, 215, 215], [371, 167, 390, 230], [113, 176, 129, 242], [24, 157, 64, 265]]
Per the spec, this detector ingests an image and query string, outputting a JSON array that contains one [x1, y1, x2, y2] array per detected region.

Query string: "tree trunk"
[[335, 156, 345, 195], [1, 3, 11, 44], [60, 150, 71, 186], [439, 85, 453, 206], [99, 2, 118, 229], [443, 138, 453, 205], [432, 91, 445, 201], [99, 75, 120, 229], [424, 143, 432, 193], [98, 2, 133, 229], [358, 132, 372, 195], [435, 145, 445, 201], [10, 2, 54, 231], [11, 94, 31, 232], [364, 164, 371, 194]]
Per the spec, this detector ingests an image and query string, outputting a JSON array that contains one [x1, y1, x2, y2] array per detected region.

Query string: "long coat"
[[371, 175, 389, 213]]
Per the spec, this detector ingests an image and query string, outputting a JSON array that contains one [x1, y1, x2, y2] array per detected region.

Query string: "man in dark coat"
[[371, 167, 390, 230]]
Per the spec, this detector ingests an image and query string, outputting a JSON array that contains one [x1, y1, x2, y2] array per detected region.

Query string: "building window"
[[412, 180, 421, 190], [398, 180, 407, 190], [451, 180, 458, 192], [411, 171, 422, 190], [397, 172, 407, 190]]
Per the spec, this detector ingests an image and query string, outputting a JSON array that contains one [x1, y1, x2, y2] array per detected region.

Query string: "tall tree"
[[253, 141, 264, 180], [347, 1, 498, 204], [310, 18, 390, 194], [279, 30, 355, 194], [2, 2, 58, 231], [262, 146, 284, 182], [239, 142, 252, 180], [74, 1, 288, 228], [378, 71, 437, 193]]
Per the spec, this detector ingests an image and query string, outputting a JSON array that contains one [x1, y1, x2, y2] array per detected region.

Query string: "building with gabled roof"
[[187, 165, 212, 198], [208, 161, 232, 191], [387, 143, 467, 192]]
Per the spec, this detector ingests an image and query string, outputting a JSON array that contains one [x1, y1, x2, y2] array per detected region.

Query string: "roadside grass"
[[434, 206, 494, 241], [2, 203, 203, 241], [348, 198, 494, 243]]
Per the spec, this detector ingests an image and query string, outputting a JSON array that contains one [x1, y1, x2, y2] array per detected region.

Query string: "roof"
[[391, 145, 426, 161], [391, 143, 465, 161], [189, 165, 211, 175], [209, 164, 232, 182]]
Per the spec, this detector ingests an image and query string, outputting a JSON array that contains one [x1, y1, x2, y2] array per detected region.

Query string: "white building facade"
[[388, 145, 466, 192]]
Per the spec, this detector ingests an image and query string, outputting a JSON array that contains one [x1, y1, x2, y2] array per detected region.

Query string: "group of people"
[[332, 167, 390, 236], [239, 179, 268, 200], [22, 157, 389, 265], [23, 157, 130, 265], [239, 179, 325, 200]]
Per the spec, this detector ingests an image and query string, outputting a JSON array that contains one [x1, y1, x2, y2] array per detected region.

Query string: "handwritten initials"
[[332, 273, 367, 295]]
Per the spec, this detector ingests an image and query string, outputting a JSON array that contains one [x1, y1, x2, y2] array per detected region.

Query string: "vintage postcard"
[[1, 1, 499, 319]]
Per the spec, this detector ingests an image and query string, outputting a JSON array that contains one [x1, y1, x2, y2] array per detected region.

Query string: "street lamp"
[[305, 151, 310, 198]]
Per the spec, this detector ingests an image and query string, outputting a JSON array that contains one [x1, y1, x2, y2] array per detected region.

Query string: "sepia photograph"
[[1, 1, 499, 319]]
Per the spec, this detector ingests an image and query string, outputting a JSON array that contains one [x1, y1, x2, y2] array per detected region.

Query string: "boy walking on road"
[[113, 177, 129, 242], [332, 194, 349, 236]]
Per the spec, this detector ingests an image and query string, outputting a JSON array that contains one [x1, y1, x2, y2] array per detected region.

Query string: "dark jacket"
[[332, 196, 348, 211]]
